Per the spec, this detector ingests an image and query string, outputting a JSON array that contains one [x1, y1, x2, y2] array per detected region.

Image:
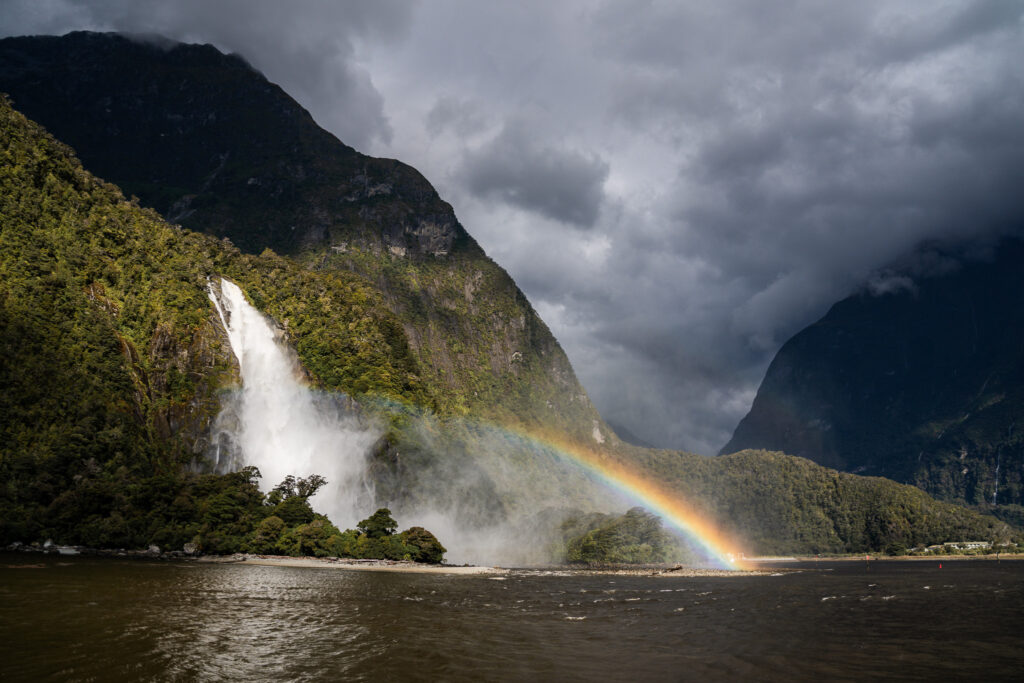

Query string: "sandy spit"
[[196, 555, 778, 577], [573, 567, 770, 578], [510, 564, 779, 578], [199, 554, 506, 575]]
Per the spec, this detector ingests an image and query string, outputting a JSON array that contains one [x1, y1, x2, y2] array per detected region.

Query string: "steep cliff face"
[[722, 240, 1024, 507], [0, 32, 602, 440], [0, 31, 461, 257]]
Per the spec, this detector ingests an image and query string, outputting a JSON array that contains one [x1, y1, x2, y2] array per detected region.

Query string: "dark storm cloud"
[[870, 0, 1023, 61], [459, 120, 610, 228], [425, 96, 488, 138], [462, 0, 1024, 452], [0, 0, 413, 150], [523, 0, 1024, 452]]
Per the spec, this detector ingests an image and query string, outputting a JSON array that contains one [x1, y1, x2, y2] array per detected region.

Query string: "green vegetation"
[[244, 502, 446, 563], [0, 32, 608, 445], [320, 246, 599, 438], [0, 96, 431, 550], [225, 248, 431, 407], [339, 508, 447, 563], [623, 447, 1019, 555], [244, 482, 446, 563], [560, 508, 688, 564], [369, 417, 1018, 561], [10, 459, 446, 562]]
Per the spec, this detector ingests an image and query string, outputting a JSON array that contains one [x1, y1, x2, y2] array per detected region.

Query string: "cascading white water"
[[207, 278, 378, 528], [205, 278, 642, 566]]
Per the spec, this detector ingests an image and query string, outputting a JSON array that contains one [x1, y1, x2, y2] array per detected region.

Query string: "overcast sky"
[[4, 1, 1023, 453]]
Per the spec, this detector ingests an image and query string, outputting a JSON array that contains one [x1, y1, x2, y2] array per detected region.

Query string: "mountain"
[[0, 33, 1015, 557], [0, 91, 440, 548], [722, 240, 1024, 511], [0, 31, 604, 441]]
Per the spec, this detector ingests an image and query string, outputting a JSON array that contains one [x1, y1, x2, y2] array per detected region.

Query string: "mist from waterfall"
[[207, 278, 379, 529], [204, 278, 669, 566]]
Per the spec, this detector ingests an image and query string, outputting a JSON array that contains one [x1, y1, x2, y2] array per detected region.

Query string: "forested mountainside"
[[0, 31, 603, 439], [0, 95, 435, 551], [0, 35, 1016, 556], [723, 240, 1024, 516], [631, 447, 1012, 554]]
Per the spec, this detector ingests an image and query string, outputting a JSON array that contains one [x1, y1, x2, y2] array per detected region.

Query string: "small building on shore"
[[922, 541, 992, 553]]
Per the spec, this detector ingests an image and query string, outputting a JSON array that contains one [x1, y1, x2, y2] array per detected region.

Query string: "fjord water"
[[3, 557, 1023, 681]]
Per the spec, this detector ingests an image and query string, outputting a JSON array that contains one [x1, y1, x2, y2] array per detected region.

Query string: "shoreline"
[[0, 547, 778, 577], [202, 556, 767, 577], [746, 553, 1024, 563], [7, 544, 1021, 575], [535, 565, 773, 577], [2, 544, 504, 574], [213, 554, 505, 575]]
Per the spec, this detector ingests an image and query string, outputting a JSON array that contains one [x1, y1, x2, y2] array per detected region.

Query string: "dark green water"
[[2, 555, 1022, 681]]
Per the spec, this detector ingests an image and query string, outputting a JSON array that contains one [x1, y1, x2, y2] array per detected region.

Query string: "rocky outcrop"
[[0, 31, 466, 259]]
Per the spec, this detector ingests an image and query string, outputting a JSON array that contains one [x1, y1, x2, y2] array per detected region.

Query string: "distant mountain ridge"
[[723, 239, 1024, 509]]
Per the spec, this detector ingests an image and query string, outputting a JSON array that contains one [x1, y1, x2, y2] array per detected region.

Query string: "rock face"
[[0, 31, 462, 257], [722, 239, 1024, 507], [0, 31, 604, 440]]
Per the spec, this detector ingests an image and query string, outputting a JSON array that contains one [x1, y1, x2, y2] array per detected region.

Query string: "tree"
[[564, 507, 679, 564], [357, 508, 398, 539], [270, 474, 327, 500], [272, 496, 316, 527], [248, 515, 286, 554], [296, 474, 327, 499], [270, 475, 298, 502], [401, 526, 446, 564]]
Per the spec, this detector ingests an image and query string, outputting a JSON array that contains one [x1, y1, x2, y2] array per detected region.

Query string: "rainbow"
[[362, 396, 751, 570], [490, 425, 751, 570]]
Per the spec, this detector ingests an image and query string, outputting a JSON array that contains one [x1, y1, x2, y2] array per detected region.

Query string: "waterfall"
[[993, 449, 1001, 506], [207, 278, 378, 528]]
